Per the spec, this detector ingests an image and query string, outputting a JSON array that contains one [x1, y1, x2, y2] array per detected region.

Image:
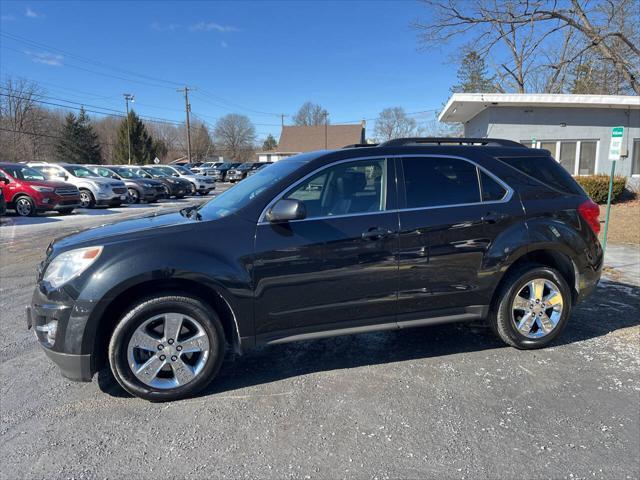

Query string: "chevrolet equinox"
[[27, 138, 603, 401]]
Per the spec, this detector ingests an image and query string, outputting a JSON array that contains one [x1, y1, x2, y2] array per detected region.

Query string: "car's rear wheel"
[[14, 196, 37, 217], [79, 189, 95, 208], [189, 184, 196, 195], [108, 295, 225, 401], [490, 264, 571, 349]]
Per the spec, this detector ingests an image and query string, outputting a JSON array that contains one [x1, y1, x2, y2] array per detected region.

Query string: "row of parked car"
[[0, 162, 218, 217], [189, 161, 272, 182]]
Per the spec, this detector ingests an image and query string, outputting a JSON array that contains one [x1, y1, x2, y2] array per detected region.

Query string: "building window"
[[558, 142, 577, 174], [578, 141, 597, 175], [540, 141, 557, 157], [632, 139, 640, 176]]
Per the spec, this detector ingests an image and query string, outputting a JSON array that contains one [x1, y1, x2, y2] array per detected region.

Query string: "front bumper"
[[26, 292, 94, 382], [226, 173, 244, 181], [96, 192, 127, 205]]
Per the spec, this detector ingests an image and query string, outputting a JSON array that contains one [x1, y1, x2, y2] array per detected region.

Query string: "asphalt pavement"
[[0, 194, 638, 480]]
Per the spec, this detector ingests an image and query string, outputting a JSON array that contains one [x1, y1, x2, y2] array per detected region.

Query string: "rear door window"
[[401, 157, 480, 208], [480, 171, 507, 201]]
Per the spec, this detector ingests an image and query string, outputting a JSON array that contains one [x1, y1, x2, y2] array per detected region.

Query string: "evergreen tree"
[[262, 134, 277, 150], [114, 110, 154, 164], [55, 108, 102, 164], [451, 50, 497, 93]]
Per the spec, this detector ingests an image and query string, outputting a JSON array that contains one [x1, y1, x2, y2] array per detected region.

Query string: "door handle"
[[483, 211, 505, 224], [362, 227, 392, 241]]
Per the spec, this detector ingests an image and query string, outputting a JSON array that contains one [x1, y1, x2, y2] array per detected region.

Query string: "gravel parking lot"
[[1, 188, 639, 479]]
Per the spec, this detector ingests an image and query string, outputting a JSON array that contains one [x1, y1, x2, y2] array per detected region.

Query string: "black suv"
[[27, 138, 603, 401]]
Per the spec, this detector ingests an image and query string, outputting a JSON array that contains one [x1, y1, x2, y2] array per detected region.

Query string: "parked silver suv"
[[27, 162, 127, 208], [151, 165, 215, 195]]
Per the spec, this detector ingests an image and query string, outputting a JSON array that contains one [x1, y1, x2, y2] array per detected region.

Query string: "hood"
[[80, 175, 124, 187], [21, 179, 76, 189], [52, 211, 192, 251]]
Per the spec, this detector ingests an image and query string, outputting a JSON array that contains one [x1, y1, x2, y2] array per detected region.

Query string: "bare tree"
[[0, 77, 63, 162], [293, 101, 329, 126], [374, 107, 419, 141], [415, 0, 640, 94], [213, 113, 256, 161]]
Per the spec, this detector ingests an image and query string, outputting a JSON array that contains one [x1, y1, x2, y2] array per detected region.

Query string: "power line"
[[0, 91, 185, 126]]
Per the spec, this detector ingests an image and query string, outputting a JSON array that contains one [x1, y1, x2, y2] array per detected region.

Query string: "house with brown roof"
[[257, 121, 366, 162]]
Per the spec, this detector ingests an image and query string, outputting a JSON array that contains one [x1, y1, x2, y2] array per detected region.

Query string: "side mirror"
[[0, 177, 9, 184], [173, 173, 180, 177], [112, 175, 120, 180], [266, 199, 306, 223]]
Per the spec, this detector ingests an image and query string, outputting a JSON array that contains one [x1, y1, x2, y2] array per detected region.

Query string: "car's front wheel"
[[490, 264, 571, 349], [79, 189, 95, 208], [14, 196, 37, 217], [108, 295, 225, 401], [126, 188, 140, 204]]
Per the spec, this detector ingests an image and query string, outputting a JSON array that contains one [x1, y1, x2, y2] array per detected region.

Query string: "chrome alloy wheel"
[[126, 188, 139, 204], [79, 191, 92, 208], [511, 278, 564, 339], [15, 197, 33, 216], [127, 313, 210, 389]]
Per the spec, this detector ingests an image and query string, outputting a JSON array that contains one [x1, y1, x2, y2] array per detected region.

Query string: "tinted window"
[[1, 165, 46, 181], [480, 171, 507, 201], [402, 157, 480, 208], [285, 159, 387, 218], [499, 156, 583, 195]]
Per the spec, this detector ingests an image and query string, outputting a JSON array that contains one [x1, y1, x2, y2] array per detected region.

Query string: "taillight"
[[578, 199, 601, 235]]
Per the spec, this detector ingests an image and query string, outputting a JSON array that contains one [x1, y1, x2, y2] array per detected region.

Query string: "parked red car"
[[0, 163, 81, 217]]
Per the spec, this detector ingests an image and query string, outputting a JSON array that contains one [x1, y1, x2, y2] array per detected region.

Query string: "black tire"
[[108, 295, 225, 402], [57, 208, 74, 215], [126, 188, 140, 204], [189, 184, 197, 195], [79, 189, 95, 208], [14, 195, 37, 217], [175, 194, 185, 199], [489, 264, 572, 349]]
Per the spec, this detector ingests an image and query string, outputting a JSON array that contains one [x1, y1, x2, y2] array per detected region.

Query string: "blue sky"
[[0, 0, 461, 140]]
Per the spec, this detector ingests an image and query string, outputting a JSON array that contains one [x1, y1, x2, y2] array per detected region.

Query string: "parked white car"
[[150, 165, 215, 195], [27, 162, 127, 208]]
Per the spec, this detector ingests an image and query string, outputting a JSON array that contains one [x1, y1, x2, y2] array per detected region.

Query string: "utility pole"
[[324, 112, 329, 149], [123, 93, 134, 164], [281, 114, 285, 128], [178, 87, 195, 163]]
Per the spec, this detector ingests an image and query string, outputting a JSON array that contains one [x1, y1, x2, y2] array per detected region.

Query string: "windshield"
[[143, 167, 169, 177], [216, 163, 234, 169], [1, 165, 46, 181], [174, 166, 193, 175], [198, 159, 307, 220], [237, 163, 254, 170], [154, 166, 176, 175], [112, 167, 141, 179], [66, 165, 97, 178]]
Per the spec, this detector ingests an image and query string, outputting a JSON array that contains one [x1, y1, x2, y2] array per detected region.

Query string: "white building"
[[439, 93, 640, 181]]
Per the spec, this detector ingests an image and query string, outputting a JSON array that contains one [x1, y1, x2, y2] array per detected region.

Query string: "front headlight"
[[43, 246, 103, 288], [32, 186, 55, 193]]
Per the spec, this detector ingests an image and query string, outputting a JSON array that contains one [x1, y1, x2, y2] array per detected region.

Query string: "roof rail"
[[377, 137, 524, 148], [342, 143, 379, 149]]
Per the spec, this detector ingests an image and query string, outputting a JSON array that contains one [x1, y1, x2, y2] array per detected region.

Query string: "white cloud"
[[151, 21, 180, 32], [25, 7, 42, 18], [189, 21, 238, 33], [25, 50, 63, 67]]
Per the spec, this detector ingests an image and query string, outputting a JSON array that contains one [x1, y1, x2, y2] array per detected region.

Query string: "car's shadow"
[[97, 278, 640, 399]]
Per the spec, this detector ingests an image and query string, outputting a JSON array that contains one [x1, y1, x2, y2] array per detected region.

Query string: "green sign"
[[608, 126, 624, 161]]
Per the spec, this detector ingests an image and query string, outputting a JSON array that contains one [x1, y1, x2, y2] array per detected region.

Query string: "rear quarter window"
[[498, 155, 585, 196]]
